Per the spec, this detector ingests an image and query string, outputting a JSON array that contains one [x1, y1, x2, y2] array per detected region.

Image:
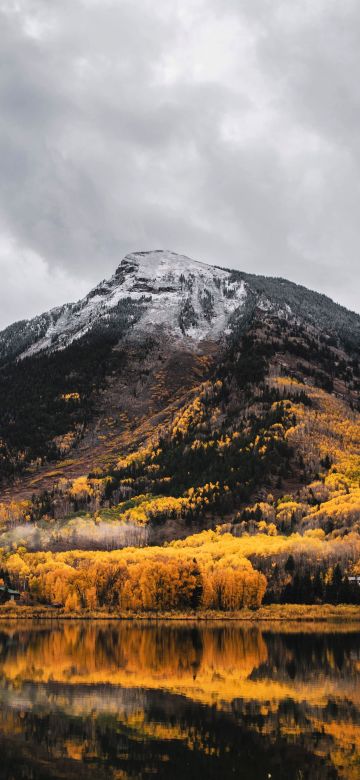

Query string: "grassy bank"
[[0, 603, 359, 622]]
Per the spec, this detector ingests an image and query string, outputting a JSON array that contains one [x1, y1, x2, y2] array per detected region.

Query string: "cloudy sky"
[[0, 0, 359, 329]]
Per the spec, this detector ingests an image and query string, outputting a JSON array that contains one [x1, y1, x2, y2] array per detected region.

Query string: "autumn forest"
[[0, 291, 359, 618]]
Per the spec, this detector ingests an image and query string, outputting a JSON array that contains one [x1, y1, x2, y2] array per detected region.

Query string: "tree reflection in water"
[[0, 621, 358, 779]]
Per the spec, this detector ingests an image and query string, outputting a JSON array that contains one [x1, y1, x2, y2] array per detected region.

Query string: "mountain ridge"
[[1, 250, 359, 364]]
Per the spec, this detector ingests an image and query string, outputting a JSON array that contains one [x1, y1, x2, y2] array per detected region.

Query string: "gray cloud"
[[0, 0, 359, 329]]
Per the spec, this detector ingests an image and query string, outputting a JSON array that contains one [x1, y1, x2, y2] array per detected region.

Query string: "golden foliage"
[[1, 529, 267, 612]]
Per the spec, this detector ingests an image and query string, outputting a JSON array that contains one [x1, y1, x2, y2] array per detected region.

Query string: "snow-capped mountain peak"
[[1, 249, 359, 365], [0, 251, 248, 361], [109, 250, 247, 343]]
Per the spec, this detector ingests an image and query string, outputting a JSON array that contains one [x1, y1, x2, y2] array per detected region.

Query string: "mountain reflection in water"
[[0, 621, 358, 779]]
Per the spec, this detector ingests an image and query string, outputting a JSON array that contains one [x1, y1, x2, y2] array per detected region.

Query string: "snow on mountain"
[[116, 250, 246, 343], [2, 249, 359, 365], [0, 251, 247, 361]]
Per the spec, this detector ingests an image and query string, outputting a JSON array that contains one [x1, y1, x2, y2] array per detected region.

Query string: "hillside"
[[0, 251, 360, 612]]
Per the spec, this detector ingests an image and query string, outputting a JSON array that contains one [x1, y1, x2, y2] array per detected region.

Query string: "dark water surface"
[[0, 620, 359, 779]]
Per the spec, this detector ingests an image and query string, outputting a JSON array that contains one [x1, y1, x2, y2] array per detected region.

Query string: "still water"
[[0, 621, 359, 779]]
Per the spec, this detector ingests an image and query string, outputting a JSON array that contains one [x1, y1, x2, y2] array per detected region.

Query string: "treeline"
[[1, 532, 267, 613], [267, 558, 360, 605], [3, 528, 360, 612]]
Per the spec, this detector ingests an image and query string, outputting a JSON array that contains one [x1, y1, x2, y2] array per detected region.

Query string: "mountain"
[[0, 250, 360, 611], [0, 251, 247, 361], [0, 250, 359, 489], [0, 250, 359, 525]]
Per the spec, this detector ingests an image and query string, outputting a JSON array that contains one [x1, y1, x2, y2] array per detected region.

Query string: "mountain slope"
[[0, 250, 359, 540], [1, 251, 360, 612]]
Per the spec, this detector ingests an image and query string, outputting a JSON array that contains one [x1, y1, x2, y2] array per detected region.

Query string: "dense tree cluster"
[[0, 332, 128, 480], [1, 530, 266, 613], [264, 558, 360, 605], [104, 378, 295, 523]]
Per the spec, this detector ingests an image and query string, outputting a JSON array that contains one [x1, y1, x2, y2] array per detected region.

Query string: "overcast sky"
[[0, 0, 359, 329]]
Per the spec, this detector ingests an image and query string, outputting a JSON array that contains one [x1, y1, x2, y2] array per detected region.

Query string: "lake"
[[0, 621, 358, 779]]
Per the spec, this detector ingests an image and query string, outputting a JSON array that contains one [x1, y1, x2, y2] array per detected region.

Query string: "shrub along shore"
[[0, 603, 359, 622]]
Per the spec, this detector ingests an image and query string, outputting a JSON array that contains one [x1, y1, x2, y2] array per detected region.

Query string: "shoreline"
[[0, 604, 359, 622]]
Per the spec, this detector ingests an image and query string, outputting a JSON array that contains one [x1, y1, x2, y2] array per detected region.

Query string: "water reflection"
[[0, 621, 358, 778]]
